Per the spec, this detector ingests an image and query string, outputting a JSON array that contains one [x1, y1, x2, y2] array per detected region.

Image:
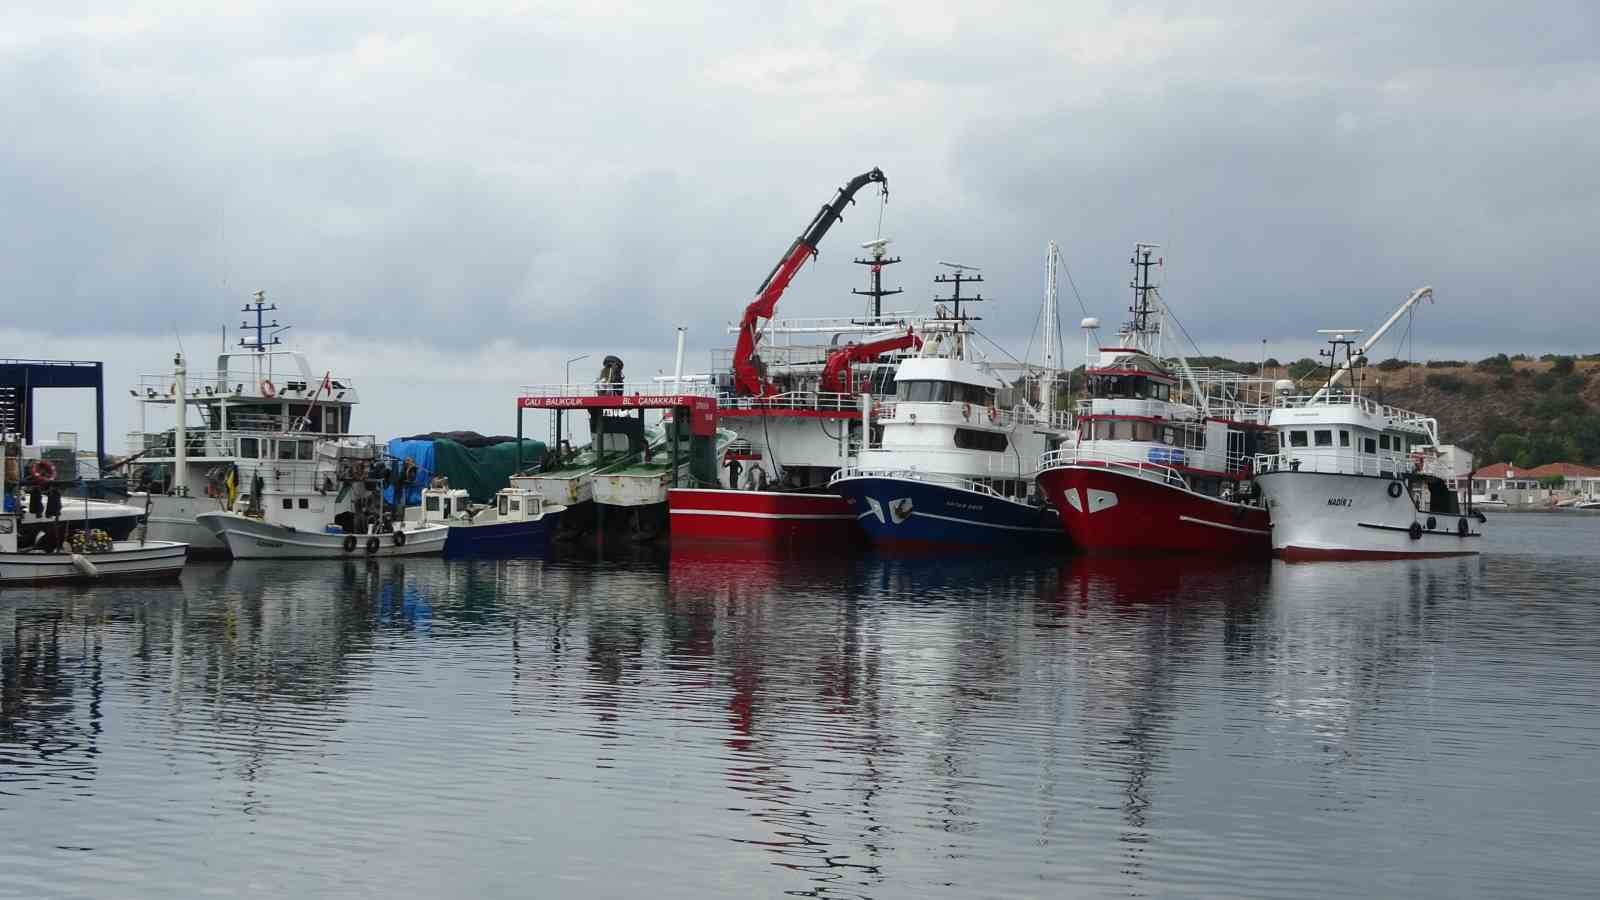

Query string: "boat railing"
[[1037, 446, 1188, 489], [1076, 398, 1181, 420], [716, 391, 866, 414], [1253, 449, 1440, 478], [519, 381, 719, 399], [133, 371, 357, 401], [829, 466, 1024, 502], [125, 429, 377, 462], [1272, 392, 1438, 432]]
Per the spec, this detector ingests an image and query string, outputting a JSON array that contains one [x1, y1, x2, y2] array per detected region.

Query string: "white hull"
[[1258, 471, 1481, 560], [136, 493, 231, 553], [593, 470, 672, 508], [196, 512, 448, 560], [0, 540, 188, 584], [511, 471, 595, 507]]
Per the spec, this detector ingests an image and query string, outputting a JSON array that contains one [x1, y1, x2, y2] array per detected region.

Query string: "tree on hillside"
[[1287, 358, 1321, 381]]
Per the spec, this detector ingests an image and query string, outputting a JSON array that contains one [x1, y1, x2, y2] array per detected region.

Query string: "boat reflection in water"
[[5, 541, 1587, 899]]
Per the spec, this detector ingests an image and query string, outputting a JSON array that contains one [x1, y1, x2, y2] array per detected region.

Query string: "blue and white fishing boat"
[[416, 483, 566, 557], [830, 255, 1073, 551]]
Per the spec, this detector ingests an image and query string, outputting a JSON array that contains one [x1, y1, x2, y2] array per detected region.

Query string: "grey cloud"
[[2, 1, 1598, 373]]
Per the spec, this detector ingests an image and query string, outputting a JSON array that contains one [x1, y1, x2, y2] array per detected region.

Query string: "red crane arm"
[[732, 167, 887, 397], [819, 330, 922, 394]]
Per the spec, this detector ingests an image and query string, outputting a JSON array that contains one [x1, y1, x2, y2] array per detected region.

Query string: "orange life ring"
[[260, 379, 277, 398], [27, 459, 56, 483], [987, 407, 999, 424], [961, 402, 972, 420]]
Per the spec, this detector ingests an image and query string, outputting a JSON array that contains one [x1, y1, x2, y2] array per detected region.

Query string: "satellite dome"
[[1080, 317, 1101, 330]]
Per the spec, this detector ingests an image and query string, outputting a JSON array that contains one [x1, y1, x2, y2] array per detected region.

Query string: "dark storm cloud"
[[2, 1, 1597, 363]]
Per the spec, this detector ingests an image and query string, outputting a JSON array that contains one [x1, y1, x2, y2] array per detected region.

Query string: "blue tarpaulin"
[[383, 436, 546, 506], [383, 439, 438, 506]]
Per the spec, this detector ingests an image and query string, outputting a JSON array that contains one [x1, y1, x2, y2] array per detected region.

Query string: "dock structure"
[[513, 383, 718, 476], [0, 359, 107, 471]]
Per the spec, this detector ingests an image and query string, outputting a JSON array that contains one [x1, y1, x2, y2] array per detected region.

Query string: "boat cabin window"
[[1314, 430, 1333, 447], [896, 380, 993, 405], [1089, 374, 1170, 401], [442, 499, 452, 517], [1288, 430, 1309, 448], [238, 437, 258, 459], [954, 428, 1008, 452], [1339, 430, 1351, 447], [298, 498, 309, 509], [499, 495, 510, 516], [1379, 434, 1391, 451], [426, 495, 441, 512], [281, 498, 293, 510], [1364, 437, 1377, 454], [509, 498, 522, 512]]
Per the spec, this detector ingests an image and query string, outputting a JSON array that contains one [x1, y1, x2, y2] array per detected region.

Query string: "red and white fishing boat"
[[662, 167, 920, 548], [1035, 244, 1275, 556]]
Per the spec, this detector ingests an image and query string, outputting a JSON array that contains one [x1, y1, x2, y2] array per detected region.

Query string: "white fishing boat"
[[830, 253, 1071, 551], [196, 509, 447, 560], [1, 443, 187, 584], [126, 294, 364, 555], [194, 434, 447, 560], [1253, 289, 1485, 560]]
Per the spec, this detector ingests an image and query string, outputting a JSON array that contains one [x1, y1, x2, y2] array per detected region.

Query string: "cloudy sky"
[[5, 1, 1597, 449]]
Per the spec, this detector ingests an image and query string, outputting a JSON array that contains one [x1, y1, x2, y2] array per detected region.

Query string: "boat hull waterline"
[[1036, 464, 1271, 557], [196, 512, 448, 560], [0, 541, 188, 584], [442, 512, 564, 558], [668, 488, 861, 546], [833, 476, 1063, 552], [1257, 471, 1481, 561]]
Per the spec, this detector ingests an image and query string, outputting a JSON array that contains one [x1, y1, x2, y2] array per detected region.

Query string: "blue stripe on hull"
[[834, 477, 1063, 551], [442, 512, 562, 558]]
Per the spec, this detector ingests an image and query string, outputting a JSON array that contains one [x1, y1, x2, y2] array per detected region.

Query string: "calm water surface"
[[3, 516, 1598, 898]]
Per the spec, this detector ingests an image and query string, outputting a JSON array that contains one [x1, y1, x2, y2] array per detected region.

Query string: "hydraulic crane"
[[818, 330, 923, 394], [731, 168, 888, 397]]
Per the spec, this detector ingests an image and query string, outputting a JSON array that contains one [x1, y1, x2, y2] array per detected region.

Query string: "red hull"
[[1036, 465, 1271, 557], [667, 488, 861, 546]]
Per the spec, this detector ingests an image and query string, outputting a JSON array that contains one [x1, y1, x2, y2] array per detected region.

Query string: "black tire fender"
[[1458, 518, 1469, 537], [393, 529, 407, 547], [1426, 516, 1437, 530], [365, 536, 381, 555], [1387, 481, 1404, 499], [1408, 521, 1423, 541], [342, 534, 357, 553]]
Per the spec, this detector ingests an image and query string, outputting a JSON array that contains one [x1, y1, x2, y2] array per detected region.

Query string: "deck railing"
[[829, 466, 1030, 503], [1037, 446, 1188, 489], [519, 381, 719, 399], [1253, 449, 1448, 479]]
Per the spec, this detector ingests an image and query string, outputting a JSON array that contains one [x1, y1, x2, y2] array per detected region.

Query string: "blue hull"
[[834, 476, 1064, 552], [443, 512, 563, 558]]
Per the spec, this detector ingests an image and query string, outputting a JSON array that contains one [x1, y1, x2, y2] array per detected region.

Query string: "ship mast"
[[852, 238, 903, 324], [1124, 243, 1161, 354], [932, 262, 983, 360]]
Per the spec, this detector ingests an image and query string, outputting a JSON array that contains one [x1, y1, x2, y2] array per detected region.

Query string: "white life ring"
[[260, 379, 277, 398], [987, 407, 999, 424]]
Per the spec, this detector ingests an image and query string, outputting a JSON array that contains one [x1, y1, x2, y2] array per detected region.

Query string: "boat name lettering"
[[945, 501, 984, 512], [1327, 497, 1353, 507]]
